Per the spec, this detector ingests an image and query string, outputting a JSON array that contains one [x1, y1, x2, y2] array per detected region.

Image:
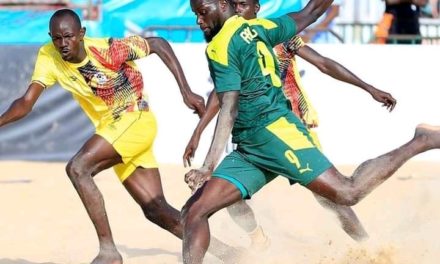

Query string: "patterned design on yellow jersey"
[[89, 37, 148, 70], [274, 36, 319, 128], [82, 37, 148, 120]]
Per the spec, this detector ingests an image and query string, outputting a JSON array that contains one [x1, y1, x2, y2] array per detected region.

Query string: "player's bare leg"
[[124, 167, 243, 261], [65, 135, 123, 264], [307, 124, 440, 206], [313, 194, 368, 241], [226, 200, 270, 250], [227, 193, 366, 244], [123, 167, 182, 236], [182, 178, 243, 264]]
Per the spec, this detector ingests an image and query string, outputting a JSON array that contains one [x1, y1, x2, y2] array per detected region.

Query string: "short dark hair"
[[226, 0, 259, 5], [49, 9, 82, 30], [228, 0, 260, 3]]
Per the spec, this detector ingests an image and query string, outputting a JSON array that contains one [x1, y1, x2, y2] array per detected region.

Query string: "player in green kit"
[[183, 0, 399, 248], [181, 0, 440, 263]]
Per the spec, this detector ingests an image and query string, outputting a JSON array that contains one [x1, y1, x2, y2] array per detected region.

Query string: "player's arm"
[[287, 0, 334, 33], [183, 89, 220, 167], [296, 45, 396, 111], [431, 0, 439, 18], [184, 91, 238, 191], [303, 3, 339, 42], [202, 91, 237, 171], [0, 82, 45, 127], [313, 4, 339, 30], [146, 37, 206, 117]]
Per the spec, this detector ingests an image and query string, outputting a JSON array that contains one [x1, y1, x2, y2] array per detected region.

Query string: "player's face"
[[49, 17, 85, 63], [231, 0, 259, 20], [191, 0, 224, 42]]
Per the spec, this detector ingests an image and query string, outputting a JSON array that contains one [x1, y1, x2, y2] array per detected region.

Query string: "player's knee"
[[337, 189, 361, 206], [181, 203, 197, 227], [141, 197, 167, 223], [65, 157, 90, 181], [181, 200, 208, 227], [66, 159, 80, 179]]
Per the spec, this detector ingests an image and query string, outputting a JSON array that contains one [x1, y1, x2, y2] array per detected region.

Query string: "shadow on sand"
[[118, 244, 182, 262], [0, 179, 32, 184], [0, 259, 58, 264]]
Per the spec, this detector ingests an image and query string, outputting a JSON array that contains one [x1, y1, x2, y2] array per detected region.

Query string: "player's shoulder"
[[84, 36, 111, 48], [232, 16, 294, 45], [247, 17, 280, 30], [208, 16, 254, 50], [210, 16, 245, 45], [38, 41, 56, 53], [37, 42, 60, 61], [226, 16, 280, 41]]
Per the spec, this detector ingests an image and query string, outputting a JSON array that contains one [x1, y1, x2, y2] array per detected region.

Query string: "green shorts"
[[212, 113, 332, 198]]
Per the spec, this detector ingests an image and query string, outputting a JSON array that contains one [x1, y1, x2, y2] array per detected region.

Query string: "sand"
[[0, 161, 439, 264]]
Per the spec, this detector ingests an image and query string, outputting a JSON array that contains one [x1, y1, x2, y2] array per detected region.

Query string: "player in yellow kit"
[[0, 8, 213, 264]]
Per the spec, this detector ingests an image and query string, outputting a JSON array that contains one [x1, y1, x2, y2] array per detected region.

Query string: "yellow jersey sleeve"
[[123, 35, 150, 60], [31, 45, 57, 88], [110, 35, 150, 63], [287, 36, 305, 53], [88, 36, 150, 70]]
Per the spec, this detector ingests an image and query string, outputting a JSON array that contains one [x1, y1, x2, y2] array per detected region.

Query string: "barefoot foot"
[[91, 249, 123, 264], [415, 124, 440, 150]]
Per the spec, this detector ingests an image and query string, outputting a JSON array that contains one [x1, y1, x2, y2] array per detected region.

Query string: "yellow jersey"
[[31, 36, 150, 127]]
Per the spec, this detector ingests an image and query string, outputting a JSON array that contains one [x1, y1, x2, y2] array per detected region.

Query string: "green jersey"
[[206, 15, 297, 143]]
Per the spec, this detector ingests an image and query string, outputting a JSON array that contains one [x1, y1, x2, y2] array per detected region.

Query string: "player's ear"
[[255, 3, 260, 14], [79, 27, 86, 40], [220, 0, 228, 10]]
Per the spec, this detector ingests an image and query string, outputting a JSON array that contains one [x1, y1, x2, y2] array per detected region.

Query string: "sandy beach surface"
[[0, 161, 439, 264]]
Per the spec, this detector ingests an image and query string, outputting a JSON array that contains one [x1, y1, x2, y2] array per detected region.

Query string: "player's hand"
[[183, 133, 201, 167], [184, 92, 206, 118], [184, 166, 211, 193], [370, 89, 397, 112]]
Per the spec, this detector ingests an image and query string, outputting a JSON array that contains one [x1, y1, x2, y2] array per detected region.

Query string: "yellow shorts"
[[96, 111, 158, 182]]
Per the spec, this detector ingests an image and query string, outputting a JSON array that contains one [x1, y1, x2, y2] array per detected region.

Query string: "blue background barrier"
[[0, 0, 302, 44]]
